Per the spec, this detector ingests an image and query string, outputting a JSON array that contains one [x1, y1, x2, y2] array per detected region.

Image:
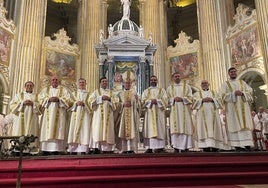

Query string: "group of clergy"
[[5, 67, 267, 155]]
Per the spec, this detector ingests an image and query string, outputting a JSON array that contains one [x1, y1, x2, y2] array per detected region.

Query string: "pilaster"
[[10, 0, 46, 96], [139, 0, 167, 88], [107, 56, 114, 89], [139, 56, 146, 94], [254, 0, 268, 85], [78, 0, 107, 92], [197, 0, 230, 91]]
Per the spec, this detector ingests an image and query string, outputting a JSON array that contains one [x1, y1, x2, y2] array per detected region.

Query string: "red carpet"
[[0, 152, 267, 188]]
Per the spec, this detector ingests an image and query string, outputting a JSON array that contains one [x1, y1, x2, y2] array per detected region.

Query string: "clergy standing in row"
[[142, 75, 168, 153], [117, 76, 140, 154], [38, 75, 73, 154], [10, 81, 40, 152], [68, 78, 92, 154], [166, 72, 194, 152], [89, 77, 118, 154], [192, 80, 228, 151], [220, 67, 254, 151]]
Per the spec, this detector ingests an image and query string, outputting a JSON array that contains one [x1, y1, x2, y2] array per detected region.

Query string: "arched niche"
[[238, 67, 267, 110]]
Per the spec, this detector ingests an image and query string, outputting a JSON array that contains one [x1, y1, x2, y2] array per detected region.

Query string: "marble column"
[[197, 0, 231, 91], [77, 0, 107, 92], [139, 0, 168, 88], [139, 56, 146, 94], [149, 58, 154, 80], [98, 57, 105, 79], [9, 0, 46, 96], [107, 56, 114, 89], [254, 0, 268, 86]]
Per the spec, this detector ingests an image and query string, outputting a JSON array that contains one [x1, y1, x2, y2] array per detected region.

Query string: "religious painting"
[[169, 52, 198, 79], [113, 61, 138, 90], [45, 50, 76, 80], [229, 25, 260, 66], [0, 28, 12, 66]]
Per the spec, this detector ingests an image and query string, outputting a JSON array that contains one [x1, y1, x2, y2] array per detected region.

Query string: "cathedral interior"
[[43, 0, 256, 45], [0, 0, 268, 114]]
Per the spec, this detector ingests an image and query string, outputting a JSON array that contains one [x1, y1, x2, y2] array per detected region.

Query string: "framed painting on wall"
[[45, 50, 76, 81], [169, 52, 198, 79], [0, 27, 12, 66], [228, 25, 260, 66]]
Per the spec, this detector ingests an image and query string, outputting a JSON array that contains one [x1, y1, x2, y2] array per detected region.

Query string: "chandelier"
[[52, 0, 72, 4]]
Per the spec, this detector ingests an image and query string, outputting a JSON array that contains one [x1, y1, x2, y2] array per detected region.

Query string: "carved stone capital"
[[146, 56, 154, 65], [107, 56, 114, 62], [139, 56, 146, 62], [98, 56, 107, 65]]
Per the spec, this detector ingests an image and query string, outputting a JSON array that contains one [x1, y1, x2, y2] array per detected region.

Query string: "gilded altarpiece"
[[226, 4, 267, 107], [42, 28, 80, 91], [226, 4, 263, 73], [167, 31, 200, 88]]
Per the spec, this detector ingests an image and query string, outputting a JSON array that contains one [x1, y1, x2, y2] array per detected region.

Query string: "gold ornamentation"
[[124, 90, 132, 139], [52, 0, 72, 4]]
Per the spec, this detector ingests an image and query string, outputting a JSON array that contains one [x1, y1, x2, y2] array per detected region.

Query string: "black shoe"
[[174, 148, 180, 153], [102, 151, 114, 154], [67, 152, 77, 155], [127, 151, 135, 154], [92, 148, 101, 154], [154, 148, 167, 153], [51, 151, 59, 155], [41, 151, 51, 156], [245, 146, 251, 151], [203, 148, 211, 152], [144, 149, 153, 153], [235, 147, 246, 152]]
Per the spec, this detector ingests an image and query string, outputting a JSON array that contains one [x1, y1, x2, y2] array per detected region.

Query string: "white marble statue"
[[121, 0, 131, 19], [99, 29, 104, 44], [139, 25, 144, 38], [108, 24, 113, 38]]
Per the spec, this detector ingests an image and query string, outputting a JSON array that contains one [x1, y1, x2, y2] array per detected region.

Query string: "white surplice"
[[192, 90, 230, 150], [220, 79, 254, 148], [38, 86, 73, 152], [67, 89, 92, 153], [142, 86, 167, 149], [166, 82, 194, 150], [88, 88, 118, 151]]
